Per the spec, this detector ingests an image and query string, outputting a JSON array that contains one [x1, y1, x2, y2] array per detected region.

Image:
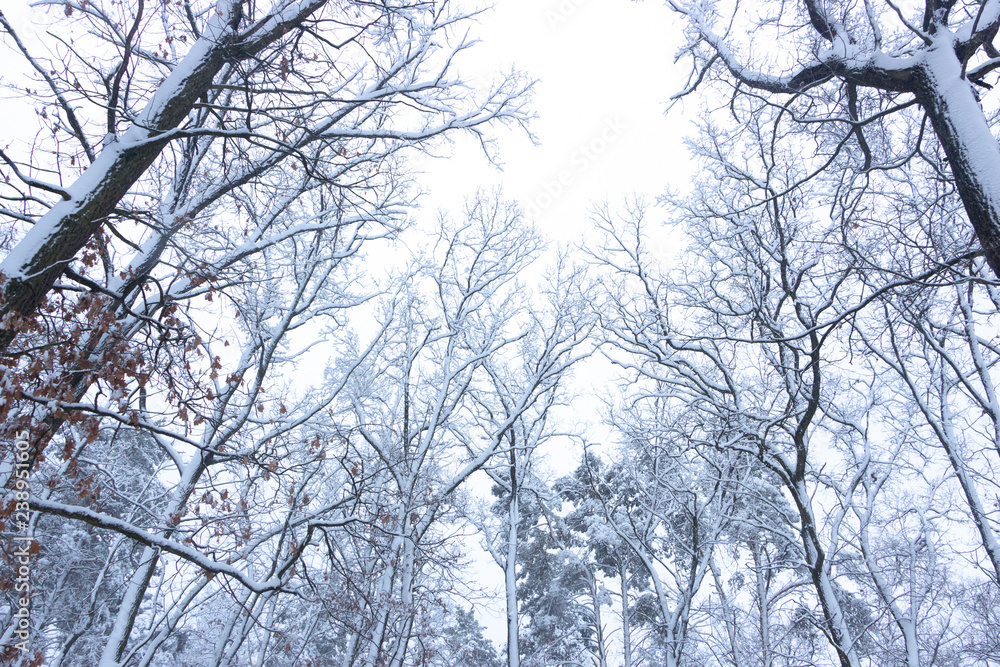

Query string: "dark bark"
[[914, 65, 1000, 278]]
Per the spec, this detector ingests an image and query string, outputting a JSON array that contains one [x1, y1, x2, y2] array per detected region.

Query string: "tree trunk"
[[789, 480, 861, 667], [751, 542, 773, 667], [363, 532, 402, 667], [618, 560, 632, 667], [505, 492, 520, 667], [915, 39, 1000, 280], [99, 545, 160, 667], [98, 456, 207, 666]]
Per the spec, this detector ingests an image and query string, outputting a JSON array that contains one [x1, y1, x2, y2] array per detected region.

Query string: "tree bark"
[[788, 480, 861, 667], [98, 455, 208, 666], [914, 40, 1000, 279], [505, 444, 520, 667], [618, 559, 632, 667]]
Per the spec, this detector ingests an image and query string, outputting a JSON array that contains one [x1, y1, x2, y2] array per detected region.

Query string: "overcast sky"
[[2, 0, 695, 250], [414, 0, 694, 242], [381, 0, 699, 490]]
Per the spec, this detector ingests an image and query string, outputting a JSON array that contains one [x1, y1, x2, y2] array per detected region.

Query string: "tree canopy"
[[1, 1, 999, 666]]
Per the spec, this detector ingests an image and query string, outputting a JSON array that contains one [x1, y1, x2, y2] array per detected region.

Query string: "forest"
[[0, 0, 999, 665]]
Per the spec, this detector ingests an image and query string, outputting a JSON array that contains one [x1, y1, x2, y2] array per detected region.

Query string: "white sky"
[[433, 0, 694, 438], [413, 0, 694, 241]]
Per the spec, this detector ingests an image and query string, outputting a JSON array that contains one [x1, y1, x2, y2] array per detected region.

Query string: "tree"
[[0, 5, 532, 662], [0, 189, 589, 666], [0, 0, 532, 354], [701, 474, 804, 667], [318, 192, 589, 667], [422, 606, 505, 667], [0, 428, 169, 666], [851, 276, 1000, 588], [590, 184, 869, 667], [589, 86, 1000, 663], [557, 453, 647, 667], [0, 3, 526, 666], [580, 414, 739, 667], [667, 0, 1000, 277], [0, 0, 533, 473], [469, 250, 595, 667]]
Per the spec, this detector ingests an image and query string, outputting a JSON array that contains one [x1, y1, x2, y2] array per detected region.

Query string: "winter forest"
[[1, 0, 1000, 665]]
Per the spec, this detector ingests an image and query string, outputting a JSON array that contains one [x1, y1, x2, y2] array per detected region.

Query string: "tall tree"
[[325, 192, 589, 667], [591, 187, 869, 667], [0, 0, 533, 475], [589, 91, 998, 663], [472, 251, 595, 667]]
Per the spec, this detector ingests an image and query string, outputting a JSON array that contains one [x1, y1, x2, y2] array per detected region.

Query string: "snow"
[[30, 496, 285, 593], [923, 30, 1000, 220], [0, 8, 228, 281]]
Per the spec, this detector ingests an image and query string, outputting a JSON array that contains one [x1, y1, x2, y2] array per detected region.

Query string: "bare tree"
[[0, 6, 532, 661], [587, 89, 998, 662], [320, 193, 589, 667], [590, 184, 870, 667], [0, 0, 533, 476], [15, 190, 379, 665], [0, 0, 532, 354], [666, 0, 1000, 277], [470, 250, 595, 667], [851, 275, 1000, 588]]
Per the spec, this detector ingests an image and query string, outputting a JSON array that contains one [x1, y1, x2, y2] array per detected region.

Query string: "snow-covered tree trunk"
[[915, 37, 1000, 278], [751, 542, 774, 667], [618, 560, 632, 667], [505, 484, 520, 667], [98, 545, 159, 667], [361, 525, 405, 667], [385, 518, 417, 667], [98, 454, 207, 666], [788, 479, 861, 667]]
